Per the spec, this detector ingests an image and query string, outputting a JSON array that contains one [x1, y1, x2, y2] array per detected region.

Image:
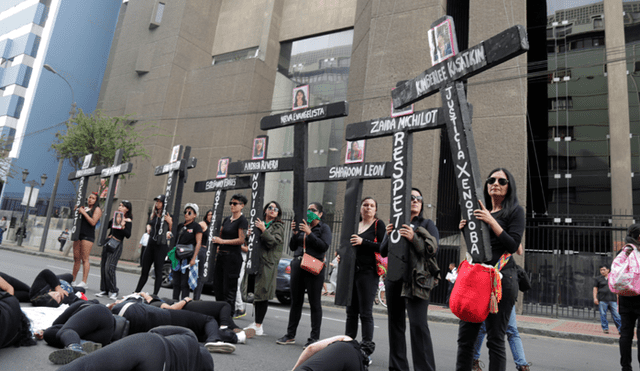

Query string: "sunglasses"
[[229, 202, 242, 206], [308, 208, 318, 213], [268, 206, 279, 212], [184, 210, 194, 215], [487, 177, 509, 186], [411, 195, 423, 202]]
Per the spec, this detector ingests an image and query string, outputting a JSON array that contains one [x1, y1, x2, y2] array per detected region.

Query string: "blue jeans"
[[599, 301, 622, 331], [473, 305, 528, 367]]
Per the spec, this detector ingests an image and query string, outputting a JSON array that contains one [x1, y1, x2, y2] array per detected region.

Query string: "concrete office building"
[[0, 0, 121, 235]]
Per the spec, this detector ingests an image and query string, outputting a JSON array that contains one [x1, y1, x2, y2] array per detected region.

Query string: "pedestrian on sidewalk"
[[593, 264, 621, 334], [618, 223, 640, 371], [0, 216, 7, 244], [58, 228, 69, 252]]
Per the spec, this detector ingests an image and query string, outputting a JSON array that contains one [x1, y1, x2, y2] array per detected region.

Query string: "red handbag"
[[300, 237, 325, 275], [449, 254, 509, 323]]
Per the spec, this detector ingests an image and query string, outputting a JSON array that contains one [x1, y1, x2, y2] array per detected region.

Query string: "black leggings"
[[135, 240, 167, 295], [44, 305, 114, 348], [345, 269, 378, 344], [214, 251, 242, 308], [287, 258, 325, 340], [99, 241, 123, 294], [294, 340, 365, 371], [182, 300, 238, 329], [30, 269, 73, 299], [166, 309, 236, 343], [0, 272, 30, 302], [255, 300, 269, 324]]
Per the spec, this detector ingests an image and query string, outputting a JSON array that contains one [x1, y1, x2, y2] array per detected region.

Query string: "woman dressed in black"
[[618, 223, 640, 371], [135, 195, 172, 295], [346, 197, 385, 354], [72, 192, 102, 288], [456, 168, 524, 371], [277, 202, 331, 348], [97, 201, 132, 300], [382, 187, 439, 371], [212, 194, 248, 308], [167, 203, 202, 301]]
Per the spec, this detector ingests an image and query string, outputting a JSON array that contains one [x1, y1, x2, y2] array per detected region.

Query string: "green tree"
[[52, 109, 156, 193]]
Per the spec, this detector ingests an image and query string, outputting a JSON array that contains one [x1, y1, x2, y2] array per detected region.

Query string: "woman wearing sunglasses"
[[382, 187, 439, 371], [277, 202, 331, 349], [244, 201, 285, 336], [456, 168, 524, 371], [167, 203, 202, 301], [212, 194, 249, 308]]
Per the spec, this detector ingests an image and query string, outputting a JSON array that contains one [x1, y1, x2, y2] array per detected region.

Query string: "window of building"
[[554, 25, 572, 38], [549, 97, 573, 110], [549, 156, 577, 171], [212, 47, 259, 65], [548, 126, 574, 139], [551, 187, 577, 202], [593, 37, 604, 47], [550, 68, 572, 82], [593, 18, 603, 29]]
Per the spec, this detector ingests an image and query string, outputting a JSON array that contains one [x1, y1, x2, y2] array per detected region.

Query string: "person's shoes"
[[516, 363, 532, 371], [80, 340, 102, 354], [109, 292, 118, 300], [244, 322, 264, 336], [603, 329, 609, 334], [236, 330, 247, 344], [303, 338, 318, 349], [95, 291, 108, 298], [49, 343, 87, 365], [276, 335, 295, 345], [76, 281, 88, 289], [367, 355, 373, 366], [472, 359, 484, 371], [233, 309, 246, 319], [205, 341, 236, 354], [243, 327, 256, 339]]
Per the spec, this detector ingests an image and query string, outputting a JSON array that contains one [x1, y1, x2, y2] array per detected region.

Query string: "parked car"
[[153, 255, 293, 305]]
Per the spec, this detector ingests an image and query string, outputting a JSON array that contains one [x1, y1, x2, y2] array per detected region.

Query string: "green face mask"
[[307, 209, 321, 224]]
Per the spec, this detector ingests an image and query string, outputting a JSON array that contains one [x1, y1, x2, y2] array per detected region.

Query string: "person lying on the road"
[[0, 291, 36, 349], [292, 335, 373, 371], [29, 269, 85, 307], [0, 272, 31, 302]]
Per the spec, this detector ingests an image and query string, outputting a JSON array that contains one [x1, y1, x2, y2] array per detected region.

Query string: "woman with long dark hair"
[[72, 192, 102, 288], [383, 187, 439, 371], [96, 201, 132, 300], [277, 202, 331, 348], [244, 201, 285, 336], [619, 223, 640, 371], [135, 195, 172, 295], [345, 197, 385, 355], [456, 168, 524, 371], [167, 203, 202, 301]]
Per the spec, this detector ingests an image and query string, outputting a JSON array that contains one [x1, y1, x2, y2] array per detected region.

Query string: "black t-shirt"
[[148, 211, 171, 245], [594, 275, 617, 302], [112, 300, 170, 334], [107, 219, 132, 241], [176, 221, 202, 246], [355, 219, 386, 271], [218, 215, 248, 253]]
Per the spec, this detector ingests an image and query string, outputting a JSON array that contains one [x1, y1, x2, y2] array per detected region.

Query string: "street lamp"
[[40, 64, 76, 252], [17, 169, 47, 246]]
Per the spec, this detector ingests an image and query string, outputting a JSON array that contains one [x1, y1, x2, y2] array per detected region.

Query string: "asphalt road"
[[0, 250, 622, 370]]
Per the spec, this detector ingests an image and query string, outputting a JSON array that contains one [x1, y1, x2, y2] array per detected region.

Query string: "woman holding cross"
[[72, 192, 102, 288]]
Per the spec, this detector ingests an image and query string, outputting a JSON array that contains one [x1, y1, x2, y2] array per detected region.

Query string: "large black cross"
[[226, 136, 295, 275], [260, 101, 349, 232], [193, 173, 252, 284], [307, 160, 392, 305], [68, 154, 105, 241], [390, 16, 528, 266], [98, 149, 133, 246], [153, 145, 197, 246]]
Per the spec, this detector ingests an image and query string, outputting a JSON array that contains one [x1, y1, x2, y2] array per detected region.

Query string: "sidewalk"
[[1, 242, 631, 346]]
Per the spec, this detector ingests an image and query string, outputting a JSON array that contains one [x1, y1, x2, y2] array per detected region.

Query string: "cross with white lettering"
[[307, 159, 392, 305], [97, 149, 133, 246], [153, 145, 197, 246], [391, 16, 528, 264], [193, 171, 252, 284], [68, 154, 105, 241]]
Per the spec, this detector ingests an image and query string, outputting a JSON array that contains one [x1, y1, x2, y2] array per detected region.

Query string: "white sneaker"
[[205, 341, 236, 354], [236, 331, 246, 344], [109, 292, 118, 300], [244, 322, 264, 336], [76, 281, 88, 289], [95, 291, 108, 298]]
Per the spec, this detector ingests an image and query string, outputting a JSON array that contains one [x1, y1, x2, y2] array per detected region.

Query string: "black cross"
[[390, 16, 528, 265], [193, 172, 252, 284], [226, 136, 295, 275], [68, 154, 105, 241], [98, 149, 133, 246], [153, 145, 197, 246], [307, 160, 392, 305], [260, 101, 348, 233]]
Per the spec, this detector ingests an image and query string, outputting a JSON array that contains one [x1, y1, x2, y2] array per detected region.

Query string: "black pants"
[[345, 268, 378, 344], [99, 241, 123, 294], [182, 299, 238, 329], [59, 240, 66, 251], [455, 267, 518, 371], [294, 340, 365, 371], [287, 258, 325, 340], [172, 262, 192, 301], [135, 239, 167, 295], [0, 272, 30, 302], [43, 305, 114, 348], [214, 251, 242, 308], [193, 249, 208, 300], [619, 295, 640, 371], [255, 300, 269, 324], [30, 269, 72, 299], [386, 279, 436, 371], [166, 309, 236, 344]]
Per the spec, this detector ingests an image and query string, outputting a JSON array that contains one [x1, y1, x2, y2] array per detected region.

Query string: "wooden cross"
[[260, 101, 349, 233], [193, 173, 252, 284], [226, 136, 295, 275], [97, 149, 133, 245], [390, 16, 528, 265], [307, 159, 392, 305], [153, 145, 197, 246], [68, 154, 105, 241]]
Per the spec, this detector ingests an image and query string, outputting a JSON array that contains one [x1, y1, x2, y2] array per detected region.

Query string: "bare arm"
[[214, 229, 246, 246], [0, 276, 14, 295], [593, 287, 599, 305]]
